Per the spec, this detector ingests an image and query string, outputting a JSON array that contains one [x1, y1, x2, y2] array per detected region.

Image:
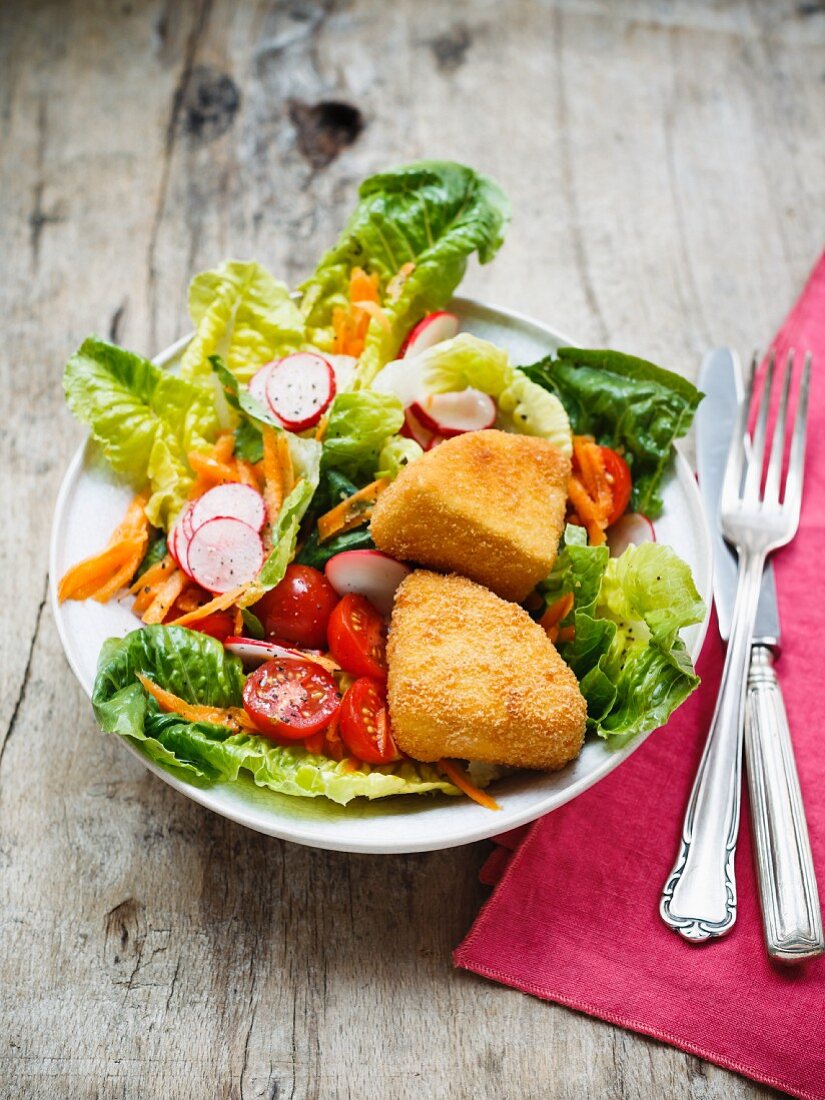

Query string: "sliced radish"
[[401, 406, 436, 450], [265, 352, 336, 431], [372, 356, 426, 408], [325, 550, 411, 617], [411, 389, 496, 438], [190, 483, 266, 534], [249, 361, 277, 405], [607, 513, 656, 558], [425, 434, 445, 451], [169, 503, 196, 578], [224, 637, 305, 665], [401, 311, 460, 358], [186, 517, 264, 594]]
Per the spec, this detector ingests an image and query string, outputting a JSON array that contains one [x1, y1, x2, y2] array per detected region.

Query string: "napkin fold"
[[455, 251, 825, 1100]]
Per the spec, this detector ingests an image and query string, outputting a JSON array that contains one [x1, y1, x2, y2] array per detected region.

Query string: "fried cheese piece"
[[387, 571, 586, 770], [370, 429, 570, 603]]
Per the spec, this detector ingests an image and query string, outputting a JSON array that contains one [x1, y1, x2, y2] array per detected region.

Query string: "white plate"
[[50, 298, 712, 854]]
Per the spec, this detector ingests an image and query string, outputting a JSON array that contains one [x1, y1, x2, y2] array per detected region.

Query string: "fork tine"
[[721, 353, 757, 514], [782, 351, 812, 522], [743, 350, 775, 504], [763, 350, 793, 506]]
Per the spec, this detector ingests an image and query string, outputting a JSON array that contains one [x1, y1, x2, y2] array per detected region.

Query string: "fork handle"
[[660, 551, 765, 941], [745, 645, 825, 962]]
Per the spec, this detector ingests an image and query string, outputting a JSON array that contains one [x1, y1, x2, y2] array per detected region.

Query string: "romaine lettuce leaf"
[[375, 435, 423, 480], [93, 625, 462, 805], [181, 260, 305, 383], [322, 391, 405, 481], [539, 526, 705, 745], [299, 161, 510, 383], [521, 348, 702, 516], [63, 336, 220, 529], [239, 476, 318, 607], [393, 333, 572, 455]]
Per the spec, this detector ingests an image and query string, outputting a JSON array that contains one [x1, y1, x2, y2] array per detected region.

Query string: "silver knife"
[[697, 348, 823, 961]]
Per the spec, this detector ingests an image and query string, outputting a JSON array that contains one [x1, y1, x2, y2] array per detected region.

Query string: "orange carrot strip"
[[167, 586, 247, 626], [546, 625, 560, 645], [353, 299, 392, 333], [539, 593, 574, 634], [349, 267, 380, 303], [137, 674, 256, 733], [142, 569, 187, 625], [317, 479, 389, 542], [188, 451, 240, 484], [235, 458, 261, 489], [314, 414, 330, 443], [58, 536, 146, 603], [262, 427, 284, 529], [213, 432, 236, 463], [91, 550, 147, 604], [557, 626, 576, 644], [438, 759, 501, 812], [276, 433, 293, 497], [129, 553, 175, 595]]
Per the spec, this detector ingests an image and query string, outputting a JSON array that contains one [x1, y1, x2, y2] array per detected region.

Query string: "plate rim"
[[49, 297, 712, 854]]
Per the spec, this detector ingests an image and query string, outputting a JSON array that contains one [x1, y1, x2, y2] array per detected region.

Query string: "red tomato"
[[339, 678, 400, 765], [327, 593, 387, 680], [242, 658, 340, 740], [601, 447, 632, 526], [190, 611, 235, 642], [253, 564, 339, 649]]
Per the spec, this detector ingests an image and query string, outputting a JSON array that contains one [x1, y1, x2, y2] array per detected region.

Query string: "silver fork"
[[660, 349, 812, 941]]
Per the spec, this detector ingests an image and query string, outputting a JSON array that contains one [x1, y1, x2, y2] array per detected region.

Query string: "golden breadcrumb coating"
[[370, 429, 570, 603], [387, 571, 586, 770]]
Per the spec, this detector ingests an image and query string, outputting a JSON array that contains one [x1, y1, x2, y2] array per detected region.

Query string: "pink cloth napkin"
[[455, 252, 825, 1100]]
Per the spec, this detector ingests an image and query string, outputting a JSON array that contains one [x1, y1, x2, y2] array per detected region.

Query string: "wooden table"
[[2, 2, 823, 1096]]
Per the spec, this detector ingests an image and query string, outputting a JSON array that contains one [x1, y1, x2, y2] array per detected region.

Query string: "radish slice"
[[186, 517, 264, 594], [325, 549, 411, 616], [190, 484, 266, 534], [224, 637, 306, 665], [249, 361, 277, 405], [412, 389, 496, 437], [401, 311, 460, 358], [402, 406, 436, 450], [169, 503, 196, 578], [372, 356, 426, 408], [607, 513, 656, 558], [265, 352, 336, 431], [425, 434, 445, 451]]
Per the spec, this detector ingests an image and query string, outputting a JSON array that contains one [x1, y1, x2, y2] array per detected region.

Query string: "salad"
[[58, 160, 705, 809]]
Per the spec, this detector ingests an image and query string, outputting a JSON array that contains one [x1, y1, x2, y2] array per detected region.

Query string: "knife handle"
[[745, 645, 824, 962]]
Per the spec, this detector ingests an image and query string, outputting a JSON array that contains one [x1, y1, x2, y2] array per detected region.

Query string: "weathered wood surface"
[[2, 1, 824, 1096]]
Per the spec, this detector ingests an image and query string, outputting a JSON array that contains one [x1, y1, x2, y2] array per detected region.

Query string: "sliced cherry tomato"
[[188, 611, 235, 642], [327, 593, 387, 680], [253, 564, 339, 649], [601, 446, 632, 526], [339, 678, 400, 765], [242, 658, 340, 740]]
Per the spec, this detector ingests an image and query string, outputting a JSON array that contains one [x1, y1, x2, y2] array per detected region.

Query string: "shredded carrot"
[[314, 413, 330, 443], [142, 568, 187, 625], [545, 625, 559, 645], [538, 593, 574, 635], [213, 432, 236, 463], [323, 712, 345, 761], [233, 606, 243, 636], [317, 478, 389, 542], [276, 432, 294, 496], [129, 553, 175, 595], [567, 475, 607, 546], [137, 674, 256, 733], [438, 759, 501, 811], [167, 586, 247, 626], [58, 527, 148, 604], [262, 427, 284, 528], [235, 458, 261, 489], [353, 299, 391, 333], [349, 267, 380, 303], [188, 451, 240, 485], [332, 268, 384, 356], [557, 625, 576, 644], [567, 436, 614, 546], [173, 586, 205, 614]]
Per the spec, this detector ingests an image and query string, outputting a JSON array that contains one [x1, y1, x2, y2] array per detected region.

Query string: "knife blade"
[[696, 347, 780, 645]]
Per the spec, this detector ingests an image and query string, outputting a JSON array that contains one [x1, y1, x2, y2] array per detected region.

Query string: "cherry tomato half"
[[327, 593, 387, 680], [339, 678, 400, 765], [253, 564, 339, 650], [601, 446, 632, 526], [242, 658, 340, 740]]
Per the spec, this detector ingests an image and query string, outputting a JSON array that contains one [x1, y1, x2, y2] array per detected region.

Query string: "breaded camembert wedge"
[[370, 429, 570, 603], [387, 571, 586, 770]]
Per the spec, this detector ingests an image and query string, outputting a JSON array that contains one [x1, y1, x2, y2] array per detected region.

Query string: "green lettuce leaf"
[[322, 391, 405, 481], [181, 260, 305, 383], [63, 336, 220, 529], [521, 348, 702, 516], [299, 161, 510, 383], [92, 625, 462, 805], [296, 526, 376, 570], [375, 435, 423, 480], [539, 526, 705, 745], [412, 333, 572, 455]]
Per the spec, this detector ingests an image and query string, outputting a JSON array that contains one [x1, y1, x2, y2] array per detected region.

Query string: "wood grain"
[[2, 1, 824, 1096]]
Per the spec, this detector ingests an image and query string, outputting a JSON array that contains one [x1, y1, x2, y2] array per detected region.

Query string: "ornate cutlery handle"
[[660, 552, 764, 941], [745, 645, 825, 962]]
